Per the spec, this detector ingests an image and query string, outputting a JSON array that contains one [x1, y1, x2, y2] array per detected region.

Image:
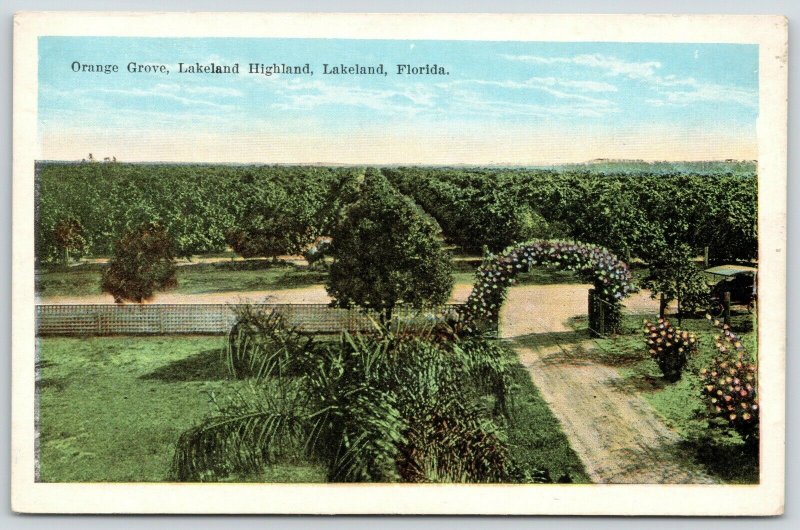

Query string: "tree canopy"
[[326, 169, 454, 317]]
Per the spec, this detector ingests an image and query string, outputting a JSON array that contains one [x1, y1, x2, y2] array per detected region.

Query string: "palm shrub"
[[225, 305, 315, 379], [171, 308, 521, 483], [643, 318, 698, 382], [699, 316, 759, 449]]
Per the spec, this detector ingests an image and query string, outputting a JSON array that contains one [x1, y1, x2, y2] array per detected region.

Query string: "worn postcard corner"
[[12, 11, 786, 515]]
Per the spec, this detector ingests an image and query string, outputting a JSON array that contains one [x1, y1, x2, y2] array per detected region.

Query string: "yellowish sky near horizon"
[[40, 125, 756, 164]]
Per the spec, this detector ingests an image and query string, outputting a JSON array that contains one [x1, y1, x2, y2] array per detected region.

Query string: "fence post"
[[159, 307, 165, 333], [597, 298, 605, 337], [703, 246, 709, 268], [589, 289, 604, 338], [723, 291, 731, 326]]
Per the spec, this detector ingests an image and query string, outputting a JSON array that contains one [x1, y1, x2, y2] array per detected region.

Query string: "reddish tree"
[[101, 223, 177, 303]]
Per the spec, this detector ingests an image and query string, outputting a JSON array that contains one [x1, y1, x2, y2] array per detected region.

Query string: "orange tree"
[[100, 223, 177, 303], [326, 169, 453, 321]]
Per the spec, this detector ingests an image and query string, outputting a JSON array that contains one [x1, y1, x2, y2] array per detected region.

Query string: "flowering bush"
[[461, 240, 636, 333], [699, 316, 759, 447], [643, 318, 697, 381]]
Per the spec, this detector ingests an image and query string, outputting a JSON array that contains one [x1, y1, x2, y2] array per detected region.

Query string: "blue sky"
[[38, 37, 759, 164]]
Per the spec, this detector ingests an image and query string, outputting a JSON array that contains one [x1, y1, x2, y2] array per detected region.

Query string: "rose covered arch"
[[460, 240, 637, 334]]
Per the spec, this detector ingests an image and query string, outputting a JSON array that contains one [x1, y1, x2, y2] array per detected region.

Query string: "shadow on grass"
[[607, 372, 668, 394], [513, 331, 648, 370], [36, 377, 68, 392], [680, 437, 759, 484], [512, 329, 588, 350], [186, 259, 294, 271], [141, 349, 229, 382], [185, 270, 328, 295]]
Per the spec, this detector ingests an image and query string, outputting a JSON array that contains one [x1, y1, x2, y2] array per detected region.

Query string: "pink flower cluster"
[[700, 316, 758, 442], [644, 317, 697, 381]]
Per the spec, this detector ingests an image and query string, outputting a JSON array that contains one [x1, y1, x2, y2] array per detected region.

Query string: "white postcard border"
[[12, 12, 788, 515]]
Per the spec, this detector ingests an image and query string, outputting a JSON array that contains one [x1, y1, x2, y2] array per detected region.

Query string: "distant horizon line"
[[35, 158, 758, 168]]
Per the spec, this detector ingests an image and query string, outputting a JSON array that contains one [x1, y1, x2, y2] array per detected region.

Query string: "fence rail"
[[35, 303, 464, 336]]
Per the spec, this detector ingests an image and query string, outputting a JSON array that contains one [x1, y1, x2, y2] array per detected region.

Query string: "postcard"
[[12, 12, 787, 515]]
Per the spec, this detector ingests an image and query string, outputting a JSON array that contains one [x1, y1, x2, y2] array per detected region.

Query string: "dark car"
[[704, 265, 757, 316]]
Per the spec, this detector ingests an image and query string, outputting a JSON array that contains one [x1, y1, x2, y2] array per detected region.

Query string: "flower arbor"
[[461, 240, 636, 335]]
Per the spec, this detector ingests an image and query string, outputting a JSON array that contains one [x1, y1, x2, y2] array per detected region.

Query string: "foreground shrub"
[[699, 317, 759, 448], [171, 309, 533, 484], [100, 223, 177, 303], [225, 305, 315, 379], [643, 318, 698, 382]]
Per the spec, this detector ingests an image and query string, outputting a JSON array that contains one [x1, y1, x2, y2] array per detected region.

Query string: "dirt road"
[[501, 286, 717, 484], [40, 283, 485, 306]]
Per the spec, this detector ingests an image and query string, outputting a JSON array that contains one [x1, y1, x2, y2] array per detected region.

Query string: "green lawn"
[[37, 336, 326, 482], [36, 261, 327, 298], [37, 257, 601, 298], [573, 311, 759, 483], [503, 348, 590, 483], [37, 335, 587, 483]]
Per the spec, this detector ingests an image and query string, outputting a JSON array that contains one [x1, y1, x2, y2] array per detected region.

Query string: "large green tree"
[[642, 243, 710, 323], [326, 169, 453, 319]]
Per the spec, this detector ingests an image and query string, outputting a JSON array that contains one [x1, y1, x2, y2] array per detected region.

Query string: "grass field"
[[37, 335, 587, 483], [36, 336, 326, 482], [36, 257, 612, 298], [503, 350, 590, 483], [36, 261, 328, 298]]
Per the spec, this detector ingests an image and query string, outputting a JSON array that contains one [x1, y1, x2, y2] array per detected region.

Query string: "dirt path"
[[39, 282, 488, 306], [39, 285, 333, 306], [501, 286, 717, 484]]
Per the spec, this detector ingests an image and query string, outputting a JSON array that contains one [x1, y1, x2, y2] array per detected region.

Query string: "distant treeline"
[[384, 166, 757, 263], [35, 163, 361, 262], [35, 161, 757, 265]]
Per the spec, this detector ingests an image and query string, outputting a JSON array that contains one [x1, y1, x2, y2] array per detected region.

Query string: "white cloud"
[[153, 83, 243, 98], [443, 77, 617, 109], [93, 87, 233, 109], [272, 77, 617, 120], [41, 83, 237, 110], [647, 83, 757, 108], [502, 53, 757, 108], [447, 88, 616, 119], [544, 78, 618, 93], [271, 79, 437, 116], [502, 53, 662, 80]]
